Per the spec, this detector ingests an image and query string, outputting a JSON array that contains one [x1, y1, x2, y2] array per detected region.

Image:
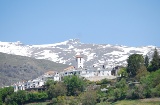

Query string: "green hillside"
[[0, 52, 69, 87]]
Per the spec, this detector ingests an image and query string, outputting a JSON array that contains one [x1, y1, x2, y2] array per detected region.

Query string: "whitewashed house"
[[61, 54, 115, 80], [12, 71, 61, 92], [12, 54, 119, 92]]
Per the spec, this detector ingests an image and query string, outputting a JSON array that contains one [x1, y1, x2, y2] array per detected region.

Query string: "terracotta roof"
[[45, 71, 55, 75], [64, 66, 75, 71], [75, 55, 83, 58]]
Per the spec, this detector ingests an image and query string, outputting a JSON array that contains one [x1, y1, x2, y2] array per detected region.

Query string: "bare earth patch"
[[140, 98, 160, 102]]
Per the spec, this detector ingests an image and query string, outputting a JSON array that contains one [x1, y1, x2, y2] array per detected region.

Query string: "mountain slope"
[[0, 52, 69, 87], [0, 39, 159, 69]]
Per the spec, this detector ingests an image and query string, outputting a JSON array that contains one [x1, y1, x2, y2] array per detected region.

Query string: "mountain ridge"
[[0, 52, 69, 87], [0, 39, 159, 68]]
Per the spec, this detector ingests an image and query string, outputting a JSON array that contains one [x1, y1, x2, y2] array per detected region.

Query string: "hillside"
[[0, 52, 69, 87], [0, 39, 159, 68]]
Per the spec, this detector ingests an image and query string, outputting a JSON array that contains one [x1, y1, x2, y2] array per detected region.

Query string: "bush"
[[63, 75, 86, 96], [140, 69, 160, 98], [126, 85, 144, 99], [27, 92, 48, 102], [80, 90, 97, 105], [5, 90, 27, 105]]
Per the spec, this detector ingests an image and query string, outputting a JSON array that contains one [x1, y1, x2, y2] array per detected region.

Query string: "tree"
[[150, 48, 160, 72], [45, 80, 56, 89], [107, 78, 128, 101], [0, 87, 14, 103], [26, 92, 48, 102], [52, 82, 67, 98], [118, 67, 128, 77], [127, 54, 144, 77], [126, 85, 144, 99], [144, 55, 149, 68], [80, 90, 97, 105], [0, 94, 2, 105], [115, 78, 128, 100], [63, 75, 85, 96], [6, 90, 27, 105], [47, 82, 67, 99], [136, 65, 148, 80], [47, 84, 55, 99]]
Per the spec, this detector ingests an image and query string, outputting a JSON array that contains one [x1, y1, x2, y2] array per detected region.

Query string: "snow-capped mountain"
[[0, 39, 159, 68]]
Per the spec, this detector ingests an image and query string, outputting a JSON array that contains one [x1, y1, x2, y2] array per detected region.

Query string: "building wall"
[[76, 57, 84, 68]]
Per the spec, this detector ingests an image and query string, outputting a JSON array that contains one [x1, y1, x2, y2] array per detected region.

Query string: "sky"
[[0, 0, 160, 47]]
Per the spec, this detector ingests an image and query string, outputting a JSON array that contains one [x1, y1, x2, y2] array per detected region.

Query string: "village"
[[12, 54, 121, 92]]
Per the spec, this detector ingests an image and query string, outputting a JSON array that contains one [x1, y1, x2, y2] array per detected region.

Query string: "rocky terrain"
[[0, 52, 68, 87], [0, 39, 159, 69]]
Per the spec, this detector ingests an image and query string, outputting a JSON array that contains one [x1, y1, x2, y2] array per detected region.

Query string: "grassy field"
[[25, 102, 49, 105], [25, 98, 160, 105], [113, 98, 160, 105]]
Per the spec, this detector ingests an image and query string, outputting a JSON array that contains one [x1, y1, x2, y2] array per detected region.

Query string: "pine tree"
[[144, 55, 149, 68], [127, 54, 144, 77], [150, 48, 160, 71]]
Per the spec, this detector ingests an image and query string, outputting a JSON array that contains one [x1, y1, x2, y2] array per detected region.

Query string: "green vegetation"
[[0, 52, 68, 87], [144, 55, 149, 68], [148, 48, 160, 72], [25, 102, 50, 105], [63, 75, 85, 96], [0, 48, 160, 105], [127, 54, 144, 77]]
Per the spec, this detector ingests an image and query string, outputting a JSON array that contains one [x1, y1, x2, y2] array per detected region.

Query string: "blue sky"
[[0, 0, 160, 47]]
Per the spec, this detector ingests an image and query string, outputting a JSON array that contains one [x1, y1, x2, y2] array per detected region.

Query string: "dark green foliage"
[[144, 55, 149, 68], [100, 79, 109, 84], [26, 92, 48, 102], [118, 67, 128, 77], [45, 80, 56, 89], [0, 87, 14, 103], [5, 91, 48, 105], [107, 78, 128, 101], [6, 90, 27, 105], [135, 65, 148, 80], [115, 78, 128, 100], [126, 85, 144, 99], [0, 94, 2, 105], [149, 48, 160, 72], [140, 69, 160, 97], [96, 79, 110, 89], [47, 84, 55, 99], [50, 96, 66, 105], [68, 97, 79, 105], [51, 82, 67, 98], [63, 75, 85, 96], [127, 54, 144, 77], [80, 90, 97, 105], [47, 82, 66, 99]]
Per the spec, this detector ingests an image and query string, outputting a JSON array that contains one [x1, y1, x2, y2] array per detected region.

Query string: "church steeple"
[[75, 53, 84, 69]]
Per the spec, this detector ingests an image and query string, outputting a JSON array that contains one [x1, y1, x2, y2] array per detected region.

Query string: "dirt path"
[[140, 98, 160, 102]]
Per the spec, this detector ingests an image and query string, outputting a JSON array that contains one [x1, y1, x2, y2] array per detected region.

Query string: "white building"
[[12, 54, 119, 92], [76, 54, 84, 69], [62, 68, 113, 78], [12, 71, 61, 92], [61, 54, 116, 81]]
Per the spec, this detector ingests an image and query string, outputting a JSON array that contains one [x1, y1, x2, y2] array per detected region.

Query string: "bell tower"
[[76, 54, 84, 69]]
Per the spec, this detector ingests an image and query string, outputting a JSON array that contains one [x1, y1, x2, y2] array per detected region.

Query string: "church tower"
[[75, 54, 84, 69]]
